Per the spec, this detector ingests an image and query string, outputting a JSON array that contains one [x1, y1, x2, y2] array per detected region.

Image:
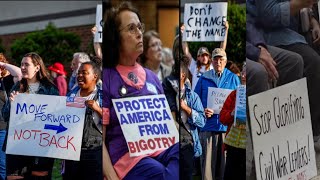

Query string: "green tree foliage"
[[10, 23, 81, 65], [187, 2, 246, 64], [0, 38, 6, 54]]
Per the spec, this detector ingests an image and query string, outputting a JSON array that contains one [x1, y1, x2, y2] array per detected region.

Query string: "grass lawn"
[[52, 159, 62, 180]]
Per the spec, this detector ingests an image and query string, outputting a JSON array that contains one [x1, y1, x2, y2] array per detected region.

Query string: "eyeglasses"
[[119, 23, 145, 34], [148, 41, 162, 49]]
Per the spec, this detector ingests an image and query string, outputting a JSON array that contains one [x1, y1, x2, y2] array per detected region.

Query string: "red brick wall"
[[0, 24, 95, 62]]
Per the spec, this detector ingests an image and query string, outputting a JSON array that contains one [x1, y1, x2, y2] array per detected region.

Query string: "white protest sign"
[[112, 94, 179, 157], [94, 4, 103, 43], [207, 87, 232, 114], [248, 78, 316, 180], [183, 2, 228, 42], [6, 94, 86, 161], [234, 85, 246, 128]]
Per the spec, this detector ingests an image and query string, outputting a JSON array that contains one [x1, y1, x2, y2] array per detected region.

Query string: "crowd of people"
[[0, 20, 104, 180], [246, 0, 320, 179], [0, 0, 247, 180]]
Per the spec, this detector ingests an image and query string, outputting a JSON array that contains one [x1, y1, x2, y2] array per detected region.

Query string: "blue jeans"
[[0, 130, 6, 180]]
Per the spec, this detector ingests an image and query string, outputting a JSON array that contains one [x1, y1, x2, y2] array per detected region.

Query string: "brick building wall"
[[0, 24, 95, 63]]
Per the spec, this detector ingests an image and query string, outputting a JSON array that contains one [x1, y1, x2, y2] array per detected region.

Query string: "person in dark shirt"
[[0, 53, 22, 180]]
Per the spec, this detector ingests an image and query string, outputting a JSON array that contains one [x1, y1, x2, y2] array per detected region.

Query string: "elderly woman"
[[2, 52, 59, 180], [103, 1, 179, 180], [140, 30, 171, 82]]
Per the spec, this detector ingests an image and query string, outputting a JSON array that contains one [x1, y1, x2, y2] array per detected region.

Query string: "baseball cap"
[[197, 47, 210, 56], [212, 48, 227, 59]]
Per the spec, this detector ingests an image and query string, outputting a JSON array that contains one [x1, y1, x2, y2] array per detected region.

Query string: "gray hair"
[[72, 52, 90, 75], [73, 52, 90, 63]]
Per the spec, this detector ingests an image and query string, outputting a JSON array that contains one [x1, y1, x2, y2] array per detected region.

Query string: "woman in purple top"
[[102, 1, 179, 180]]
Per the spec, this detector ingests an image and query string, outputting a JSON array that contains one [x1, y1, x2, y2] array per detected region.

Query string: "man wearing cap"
[[194, 48, 240, 180], [48, 62, 67, 96]]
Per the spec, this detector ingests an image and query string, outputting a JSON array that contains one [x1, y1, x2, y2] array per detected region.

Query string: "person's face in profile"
[[118, 10, 144, 58], [21, 57, 40, 81]]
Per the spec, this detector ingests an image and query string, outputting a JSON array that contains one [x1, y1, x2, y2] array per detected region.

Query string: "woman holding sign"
[[63, 61, 103, 180], [2, 52, 59, 180], [220, 63, 246, 180], [103, 1, 179, 180]]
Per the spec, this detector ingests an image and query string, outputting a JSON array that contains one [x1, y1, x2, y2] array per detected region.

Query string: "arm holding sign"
[[91, 26, 102, 59], [220, 21, 229, 51], [86, 99, 102, 117]]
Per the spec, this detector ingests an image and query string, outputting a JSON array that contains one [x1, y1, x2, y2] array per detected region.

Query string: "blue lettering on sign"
[[115, 97, 168, 113], [34, 114, 80, 124], [119, 109, 172, 125], [16, 103, 48, 115], [138, 123, 169, 136]]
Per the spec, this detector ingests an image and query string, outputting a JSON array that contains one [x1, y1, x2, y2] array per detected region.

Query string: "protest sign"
[[183, 2, 228, 42], [6, 94, 86, 161], [94, 4, 103, 43], [234, 85, 246, 128], [112, 94, 179, 157], [207, 87, 232, 114], [248, 78, 317, 180]]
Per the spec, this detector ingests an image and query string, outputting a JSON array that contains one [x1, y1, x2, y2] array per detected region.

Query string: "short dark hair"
[[81, 61, 101, 82], [103, 1, 141, 68], [180, 56, 189, 82]]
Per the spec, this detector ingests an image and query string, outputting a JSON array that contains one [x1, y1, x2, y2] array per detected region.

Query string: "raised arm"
[[0, 62, 22, 83], [220, 21, 229, 51], [91, 26, 102, 59]]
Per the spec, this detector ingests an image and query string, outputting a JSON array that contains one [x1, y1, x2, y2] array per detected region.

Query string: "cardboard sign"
[[183, 2, 228, 42], [207, 87, 232, 114], [94, 4, 103, 43], [112, 95, 179, 157], [6, 94, 86, 161], [248, 78, 317, 180], [234, 85, 246, 128]]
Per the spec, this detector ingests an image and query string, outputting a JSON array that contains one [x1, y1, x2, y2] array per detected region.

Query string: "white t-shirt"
[[189, 58, 213, 90]]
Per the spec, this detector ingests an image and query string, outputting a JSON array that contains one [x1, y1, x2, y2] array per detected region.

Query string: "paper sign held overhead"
[[94, 4, 103, 43], [183, 2, 228, 42]]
